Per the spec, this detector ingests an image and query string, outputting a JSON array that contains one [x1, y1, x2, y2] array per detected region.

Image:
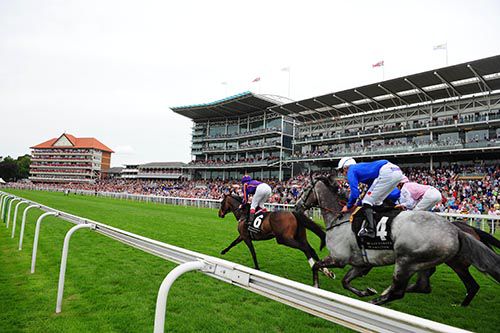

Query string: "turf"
[[0, 189, 499, 332]]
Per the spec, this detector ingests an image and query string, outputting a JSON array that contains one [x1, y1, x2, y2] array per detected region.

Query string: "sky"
[[1, 0, 499, 167]]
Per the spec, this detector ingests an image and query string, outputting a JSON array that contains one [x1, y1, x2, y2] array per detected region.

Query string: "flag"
[[252, 77, 261, 82], [433, 43, 447, 50], [281, 66, 290, 72], [372, 60, 384, 68]]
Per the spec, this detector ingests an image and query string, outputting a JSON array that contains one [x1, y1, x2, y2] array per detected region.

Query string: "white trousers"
[[362, 162, 403, 206], [251, 183, 272, 210], [414, 187, 442, 211]]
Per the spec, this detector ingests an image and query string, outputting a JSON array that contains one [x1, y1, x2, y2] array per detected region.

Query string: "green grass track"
[[0, 189, 499, 332]]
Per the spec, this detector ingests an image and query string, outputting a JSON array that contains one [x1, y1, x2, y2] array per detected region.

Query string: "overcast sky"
[[1, 0, 499, 166]]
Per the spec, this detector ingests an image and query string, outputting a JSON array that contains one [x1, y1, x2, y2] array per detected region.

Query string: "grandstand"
[[172, 92, 295, 180], [172, 55, 500, 179], [280, 55, 500, 172]]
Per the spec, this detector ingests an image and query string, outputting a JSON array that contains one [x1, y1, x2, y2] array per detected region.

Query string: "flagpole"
[[287, 68, 291, 98], [445, 42, 448, 66]]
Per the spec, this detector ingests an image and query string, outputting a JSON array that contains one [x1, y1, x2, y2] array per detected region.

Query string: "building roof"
[[269, 55, 500, 122], [107, 167, 123, 174], [171, 91, 292, 121], [139, 162, 187, 169], [31, 133, 114, 153]]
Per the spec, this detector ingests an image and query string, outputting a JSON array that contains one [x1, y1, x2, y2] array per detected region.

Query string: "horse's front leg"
[[312, 256, 342, 288], [243, 238, 260, 270], [342, 266, 377, 297], [221, 236, 243, 255]]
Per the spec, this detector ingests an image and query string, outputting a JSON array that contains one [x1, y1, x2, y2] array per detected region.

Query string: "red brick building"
[[30, 133, 113, 183]]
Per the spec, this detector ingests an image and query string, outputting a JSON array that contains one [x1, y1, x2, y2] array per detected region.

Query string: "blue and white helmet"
[[336, 157, 356, 170]]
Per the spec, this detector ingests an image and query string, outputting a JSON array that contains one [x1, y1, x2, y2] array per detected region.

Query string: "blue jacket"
[[346, 160, 389, 208]]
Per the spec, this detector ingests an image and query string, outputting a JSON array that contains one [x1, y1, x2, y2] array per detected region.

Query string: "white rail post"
[[0, 194, 5, 216], [154, 261, 207, 333], [56, 223, 95, 313], [12, 201, 29, 238], [2, 195, 13, 221], [0, 194, 8, 218], [18, 204, 40, 250], [31, 211, 59, 273], [6, 197, 21, 228]]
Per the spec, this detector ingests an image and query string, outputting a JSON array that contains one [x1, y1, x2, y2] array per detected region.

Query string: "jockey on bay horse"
[[241, 175, 272, 225]]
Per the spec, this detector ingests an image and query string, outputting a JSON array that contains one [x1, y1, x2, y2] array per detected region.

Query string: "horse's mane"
[[230, 194, 243, 203], [315, 175, 348, 202]]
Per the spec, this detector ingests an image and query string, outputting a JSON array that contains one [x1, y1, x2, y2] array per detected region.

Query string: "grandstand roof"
[[269, 55, 500, 122], [31, 133, 114, 153], [171, 91, 291, 120], [139, 162, 187, 169]]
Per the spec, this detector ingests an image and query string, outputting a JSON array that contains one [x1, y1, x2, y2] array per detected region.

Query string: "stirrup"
[[358, 228, 376, 238]]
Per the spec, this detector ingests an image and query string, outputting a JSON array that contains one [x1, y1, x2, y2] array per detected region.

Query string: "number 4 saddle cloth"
[[247, 208, 269, 237], [350, 206, 401, 250]]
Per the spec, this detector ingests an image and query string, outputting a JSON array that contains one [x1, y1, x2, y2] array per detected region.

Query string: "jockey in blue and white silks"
[[241, 175, 272, 223], [337, 157, 404, 238]]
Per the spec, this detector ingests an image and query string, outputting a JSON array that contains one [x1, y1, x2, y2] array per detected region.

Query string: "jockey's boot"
[[358, 203, 376, 238], [247, 208, 256, 226]]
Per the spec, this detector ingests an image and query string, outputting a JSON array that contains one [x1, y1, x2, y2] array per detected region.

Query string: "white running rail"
[[0, 191, 472, 333]]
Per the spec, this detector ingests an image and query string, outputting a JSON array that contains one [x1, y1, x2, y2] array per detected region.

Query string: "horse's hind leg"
[[243, 239, 260, 270], [406, 267, 436, 294], [370, 261, 415, 305], [342, 266, 377, 297], [447, 260, 479, 307], [221, 236, 243, 255]]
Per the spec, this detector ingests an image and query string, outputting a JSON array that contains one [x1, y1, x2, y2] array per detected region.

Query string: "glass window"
[[250, 120, 263, 131], [466, 130, 488, 143], [266, 117, 282, 130], [228, 124, 238, 134], [209, 125, 225, 136]]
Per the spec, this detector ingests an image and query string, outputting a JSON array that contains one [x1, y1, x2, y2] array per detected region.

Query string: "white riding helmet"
[[336, 157, 356, 170]]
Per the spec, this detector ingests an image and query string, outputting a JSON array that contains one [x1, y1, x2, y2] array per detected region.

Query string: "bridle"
[[296, 178, 348, 230], [221, 195, 246, 219]]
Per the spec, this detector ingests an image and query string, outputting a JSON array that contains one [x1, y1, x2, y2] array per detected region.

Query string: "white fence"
[[4, 184, 499, 233], [0, 190, 471, 333]]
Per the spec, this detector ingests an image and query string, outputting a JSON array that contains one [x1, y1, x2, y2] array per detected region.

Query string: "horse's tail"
[[457, 231, 500, 283], [473, 228, 500, 249], [292, 212, 326, 250], [452, 222, 500, 250]]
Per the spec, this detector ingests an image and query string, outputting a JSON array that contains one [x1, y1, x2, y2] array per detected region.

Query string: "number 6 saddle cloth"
[[350, 206, 401, 250], [247, 209, 269, 237]]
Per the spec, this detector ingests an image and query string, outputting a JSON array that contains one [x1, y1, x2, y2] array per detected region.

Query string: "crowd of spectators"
[[291, 136, 498, 160], [7, 165, 500, 215]]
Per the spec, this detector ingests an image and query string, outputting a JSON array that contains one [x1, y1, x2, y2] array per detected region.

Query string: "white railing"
[[3, 184, 499, 233], [0, 191, 471, 333]]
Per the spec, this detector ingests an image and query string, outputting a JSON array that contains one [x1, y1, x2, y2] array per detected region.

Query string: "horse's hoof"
[[220, 251, 226, 255], [366, 287, 377, 295], [321, 268, 335, 279]]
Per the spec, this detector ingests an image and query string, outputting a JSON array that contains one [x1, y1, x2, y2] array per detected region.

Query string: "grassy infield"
[[0, 189, 498, 332]]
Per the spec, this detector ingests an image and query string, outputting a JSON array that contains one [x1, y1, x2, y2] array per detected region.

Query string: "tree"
[[16, 154, 31, 179], [0, 156, 19, 181]]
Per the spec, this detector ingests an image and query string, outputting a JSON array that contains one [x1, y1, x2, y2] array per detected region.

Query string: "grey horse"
[[295, 176, 500, 306]]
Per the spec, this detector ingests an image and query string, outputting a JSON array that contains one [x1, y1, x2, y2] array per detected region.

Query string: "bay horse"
[[218, 194, 333, 277], [295, 176, 500, 306]]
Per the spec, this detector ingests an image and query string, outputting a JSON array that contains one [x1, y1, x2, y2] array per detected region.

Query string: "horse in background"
[[218, 194, 333, 278]]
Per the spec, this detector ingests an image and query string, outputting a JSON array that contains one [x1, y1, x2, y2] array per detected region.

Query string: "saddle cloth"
[[247, 208, 268, 236], [351, 206, 401, 250]]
